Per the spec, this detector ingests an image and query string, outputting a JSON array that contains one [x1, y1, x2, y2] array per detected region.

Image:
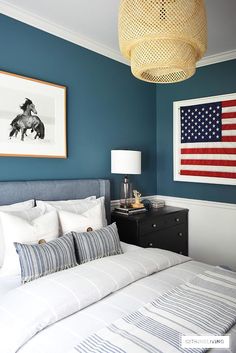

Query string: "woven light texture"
[[119, 0, 207, 83]]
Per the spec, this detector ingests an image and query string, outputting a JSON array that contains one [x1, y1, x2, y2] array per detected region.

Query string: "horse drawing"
[[9, 98, 45, 141]]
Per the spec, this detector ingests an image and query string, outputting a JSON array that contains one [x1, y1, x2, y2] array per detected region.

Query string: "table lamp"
[[111, 150, 141, 208]]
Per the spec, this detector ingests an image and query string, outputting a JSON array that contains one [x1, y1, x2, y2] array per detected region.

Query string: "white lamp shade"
[[111, 150, 141, 175]]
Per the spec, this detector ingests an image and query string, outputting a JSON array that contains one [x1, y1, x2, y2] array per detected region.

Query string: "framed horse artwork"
[[0, 70, 67, 158]]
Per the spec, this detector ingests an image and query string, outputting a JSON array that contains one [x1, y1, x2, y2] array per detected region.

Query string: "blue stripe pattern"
[[74, 267, 236, 353], [75, 334, 126, 353], [14, 234, 77, 283], [72, 223, 123, 264], [123, 311, 199, 353]]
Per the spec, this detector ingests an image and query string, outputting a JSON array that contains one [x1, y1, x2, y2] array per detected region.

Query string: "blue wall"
[[1, 14, 236, 204], [156, 59, 236, 204], [0, 15, 157, 199]]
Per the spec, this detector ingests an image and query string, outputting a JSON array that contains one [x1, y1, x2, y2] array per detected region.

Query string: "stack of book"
[[114, 206, 147, 216], [151, 199, 165, 208]]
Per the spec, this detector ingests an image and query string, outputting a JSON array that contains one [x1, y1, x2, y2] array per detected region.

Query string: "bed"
[[0, 179, 235, 353]]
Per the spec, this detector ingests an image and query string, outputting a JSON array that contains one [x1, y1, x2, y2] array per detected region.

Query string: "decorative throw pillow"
[[0, 210, 59, 277], [72, 223, 123, 264], [14, 233, 77, 283], [0, 199, 34, 267], [58, 202, 105, 235]]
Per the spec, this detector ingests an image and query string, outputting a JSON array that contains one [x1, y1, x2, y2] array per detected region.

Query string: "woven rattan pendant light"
[[119, 0, 207, 83]]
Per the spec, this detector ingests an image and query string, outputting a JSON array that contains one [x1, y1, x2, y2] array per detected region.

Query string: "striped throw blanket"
[[74, 267, 236, 353]]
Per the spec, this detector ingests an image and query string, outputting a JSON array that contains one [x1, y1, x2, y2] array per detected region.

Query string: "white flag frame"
[[173, 93, 236, 186]]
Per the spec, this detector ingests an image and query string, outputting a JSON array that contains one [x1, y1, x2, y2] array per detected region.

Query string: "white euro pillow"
[[0, 199, 34, 211], [0, 210, 59, 277], [59, 203, 105, 234], [37, 196, 107, 228], [0, 200, 34, 267], [36, 196, 96, 213]]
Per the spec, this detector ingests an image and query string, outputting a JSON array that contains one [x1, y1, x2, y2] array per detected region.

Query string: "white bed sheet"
[[0, 274, 20, 299], [12, 243, 235, 353]]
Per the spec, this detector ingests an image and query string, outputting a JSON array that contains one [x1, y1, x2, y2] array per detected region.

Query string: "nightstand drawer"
[[140, 211, 187, 235], [139, 225, 188, 255]]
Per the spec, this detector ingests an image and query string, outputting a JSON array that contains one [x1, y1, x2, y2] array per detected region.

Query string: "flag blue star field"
[[179, 98, 236, 179]]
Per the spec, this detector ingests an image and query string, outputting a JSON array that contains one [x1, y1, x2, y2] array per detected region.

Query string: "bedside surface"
[[112, 206, 187, 218], [112, 206, 189, 256]]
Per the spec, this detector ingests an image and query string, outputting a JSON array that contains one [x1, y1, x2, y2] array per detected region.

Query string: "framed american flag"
[[173, 93, 236, 185]]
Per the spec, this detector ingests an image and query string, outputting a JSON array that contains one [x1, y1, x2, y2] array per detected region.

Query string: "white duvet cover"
[[0, 244, 235, 353], [0, 275, 20, 299]]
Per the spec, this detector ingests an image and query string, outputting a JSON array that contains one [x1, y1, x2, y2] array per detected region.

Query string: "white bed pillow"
[[59, 202, 105, 234], [0, 200, 35, 267], [0, 210, 59, 277], [37, 196, 107, 227], [0, 199, 34, 211], [36, 196, 96, 212]]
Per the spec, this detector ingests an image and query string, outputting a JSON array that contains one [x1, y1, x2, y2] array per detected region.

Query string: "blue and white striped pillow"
[[72, 222, 123, 264], [14, 233, 77, 283]]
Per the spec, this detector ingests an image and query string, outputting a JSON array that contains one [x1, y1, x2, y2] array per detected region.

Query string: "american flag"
[[180, 98, 236, 179]]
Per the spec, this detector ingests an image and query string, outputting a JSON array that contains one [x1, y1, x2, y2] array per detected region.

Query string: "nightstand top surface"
[[112, 206, 188, 220]]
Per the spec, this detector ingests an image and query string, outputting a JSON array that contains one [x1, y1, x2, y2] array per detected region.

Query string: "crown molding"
[[0, 0, 128, 65], [197, 49, 236, 67], [1, 1, 235, 68]]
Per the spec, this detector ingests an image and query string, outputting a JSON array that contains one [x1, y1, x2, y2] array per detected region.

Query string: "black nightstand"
[[111, 206, 189, 256]]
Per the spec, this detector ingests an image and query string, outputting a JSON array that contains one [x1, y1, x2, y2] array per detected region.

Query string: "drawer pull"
[[175, 218, 180, 222], [148, 242, 153, 247], [179, 251, 183, 255], [178, 232, 183, 237], [152, 224, 157, 228]]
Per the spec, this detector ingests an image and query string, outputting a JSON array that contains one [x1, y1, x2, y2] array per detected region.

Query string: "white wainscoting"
[[111, 196, 236, 271]]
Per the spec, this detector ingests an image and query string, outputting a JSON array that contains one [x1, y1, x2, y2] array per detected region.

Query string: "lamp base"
[[120, 200, 133, 209], [120, 176, 133, 208]]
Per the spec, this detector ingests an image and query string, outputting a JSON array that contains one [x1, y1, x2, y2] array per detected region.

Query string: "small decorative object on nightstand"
[[151, 199, 165, 209], [132, 190, 144, 209], [112, 206, 188, 256]]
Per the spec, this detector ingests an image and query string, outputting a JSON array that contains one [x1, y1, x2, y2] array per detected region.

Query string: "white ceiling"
[[1, 0, 236, 66]]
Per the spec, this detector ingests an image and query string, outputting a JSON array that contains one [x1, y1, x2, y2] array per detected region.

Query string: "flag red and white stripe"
[[180, 99, 236, 179]]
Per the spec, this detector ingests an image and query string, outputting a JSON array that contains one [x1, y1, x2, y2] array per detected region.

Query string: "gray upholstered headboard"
[[0, 179, 111, 223]]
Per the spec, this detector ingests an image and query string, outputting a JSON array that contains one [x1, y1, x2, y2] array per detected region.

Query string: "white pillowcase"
[[0, 210, 59, 277], [36, 196, 96, 212], [59, 202, 105, 234], [0, 199, 34, 211], [37, 196, 107, 228], [0, 200, 34, 267], [1, 206, 44, 222]]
